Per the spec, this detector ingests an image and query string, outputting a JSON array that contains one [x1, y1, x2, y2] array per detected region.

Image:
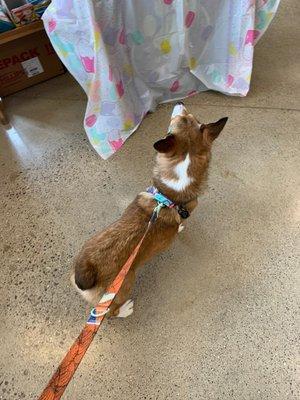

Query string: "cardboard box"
[[0, 22, 65, 96]]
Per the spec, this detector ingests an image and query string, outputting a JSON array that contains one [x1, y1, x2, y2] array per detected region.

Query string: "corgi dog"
[[72, 103, 227, 318]]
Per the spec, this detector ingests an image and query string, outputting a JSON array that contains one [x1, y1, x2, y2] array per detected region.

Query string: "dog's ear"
[[153, 134, 176, 153], [201, 117, 228, 144]]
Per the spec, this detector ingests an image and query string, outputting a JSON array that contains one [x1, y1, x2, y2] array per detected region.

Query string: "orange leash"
[[38, 206, 162, 400]]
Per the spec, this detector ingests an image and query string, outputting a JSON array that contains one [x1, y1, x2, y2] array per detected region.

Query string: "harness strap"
[[38, 204, 162, 400], [147, 186, 190, 219]]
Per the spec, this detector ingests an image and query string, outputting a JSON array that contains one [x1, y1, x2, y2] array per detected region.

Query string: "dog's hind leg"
[[107, 270, 136, 318]]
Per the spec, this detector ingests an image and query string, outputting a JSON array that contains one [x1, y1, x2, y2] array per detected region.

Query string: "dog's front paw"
[[178, 223, 185, 233], [117, 299, 134, 318]]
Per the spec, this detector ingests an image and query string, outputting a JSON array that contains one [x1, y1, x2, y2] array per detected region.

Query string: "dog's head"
[[154, 102, 227, 157], [153, 102, 228, 201]]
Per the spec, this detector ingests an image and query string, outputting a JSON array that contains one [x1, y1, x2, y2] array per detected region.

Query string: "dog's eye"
[[180, 116, 188, 124]]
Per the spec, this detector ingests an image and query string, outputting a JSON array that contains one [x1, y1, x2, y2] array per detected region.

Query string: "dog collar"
[[146, 186, 190, 219]]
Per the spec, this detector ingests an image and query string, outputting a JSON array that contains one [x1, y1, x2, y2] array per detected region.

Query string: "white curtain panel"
[[43, 0, 280, 159]]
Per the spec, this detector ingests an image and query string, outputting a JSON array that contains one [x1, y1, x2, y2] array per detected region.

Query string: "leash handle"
[[38, 216, 155, 400]]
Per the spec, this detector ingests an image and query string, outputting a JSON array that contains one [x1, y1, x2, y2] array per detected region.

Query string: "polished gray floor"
[[0, 2, 299, 399]]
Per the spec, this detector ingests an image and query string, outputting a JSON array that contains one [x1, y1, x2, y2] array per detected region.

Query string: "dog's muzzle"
[[171, 102, 186, 118], [168, 102, 187, 133]]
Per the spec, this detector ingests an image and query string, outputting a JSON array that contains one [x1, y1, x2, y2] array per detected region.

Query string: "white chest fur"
[[161, 154, 193, 192]]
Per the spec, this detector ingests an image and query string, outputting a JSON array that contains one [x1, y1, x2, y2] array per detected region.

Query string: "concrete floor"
[[0, 2, 299, 399]]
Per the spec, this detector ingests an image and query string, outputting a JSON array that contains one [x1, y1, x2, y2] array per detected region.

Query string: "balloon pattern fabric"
[[43, 0, 280, 159]]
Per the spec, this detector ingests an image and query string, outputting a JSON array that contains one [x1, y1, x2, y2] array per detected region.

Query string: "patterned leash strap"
[[38, 204, 163, 400]]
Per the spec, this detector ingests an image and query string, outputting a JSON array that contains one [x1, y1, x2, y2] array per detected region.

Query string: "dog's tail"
[[74, 258, 97, 290], [71, 258, 101, 305]]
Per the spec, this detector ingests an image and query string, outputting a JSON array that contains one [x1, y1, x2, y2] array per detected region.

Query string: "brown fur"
[[73, 105, 227, 317]]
